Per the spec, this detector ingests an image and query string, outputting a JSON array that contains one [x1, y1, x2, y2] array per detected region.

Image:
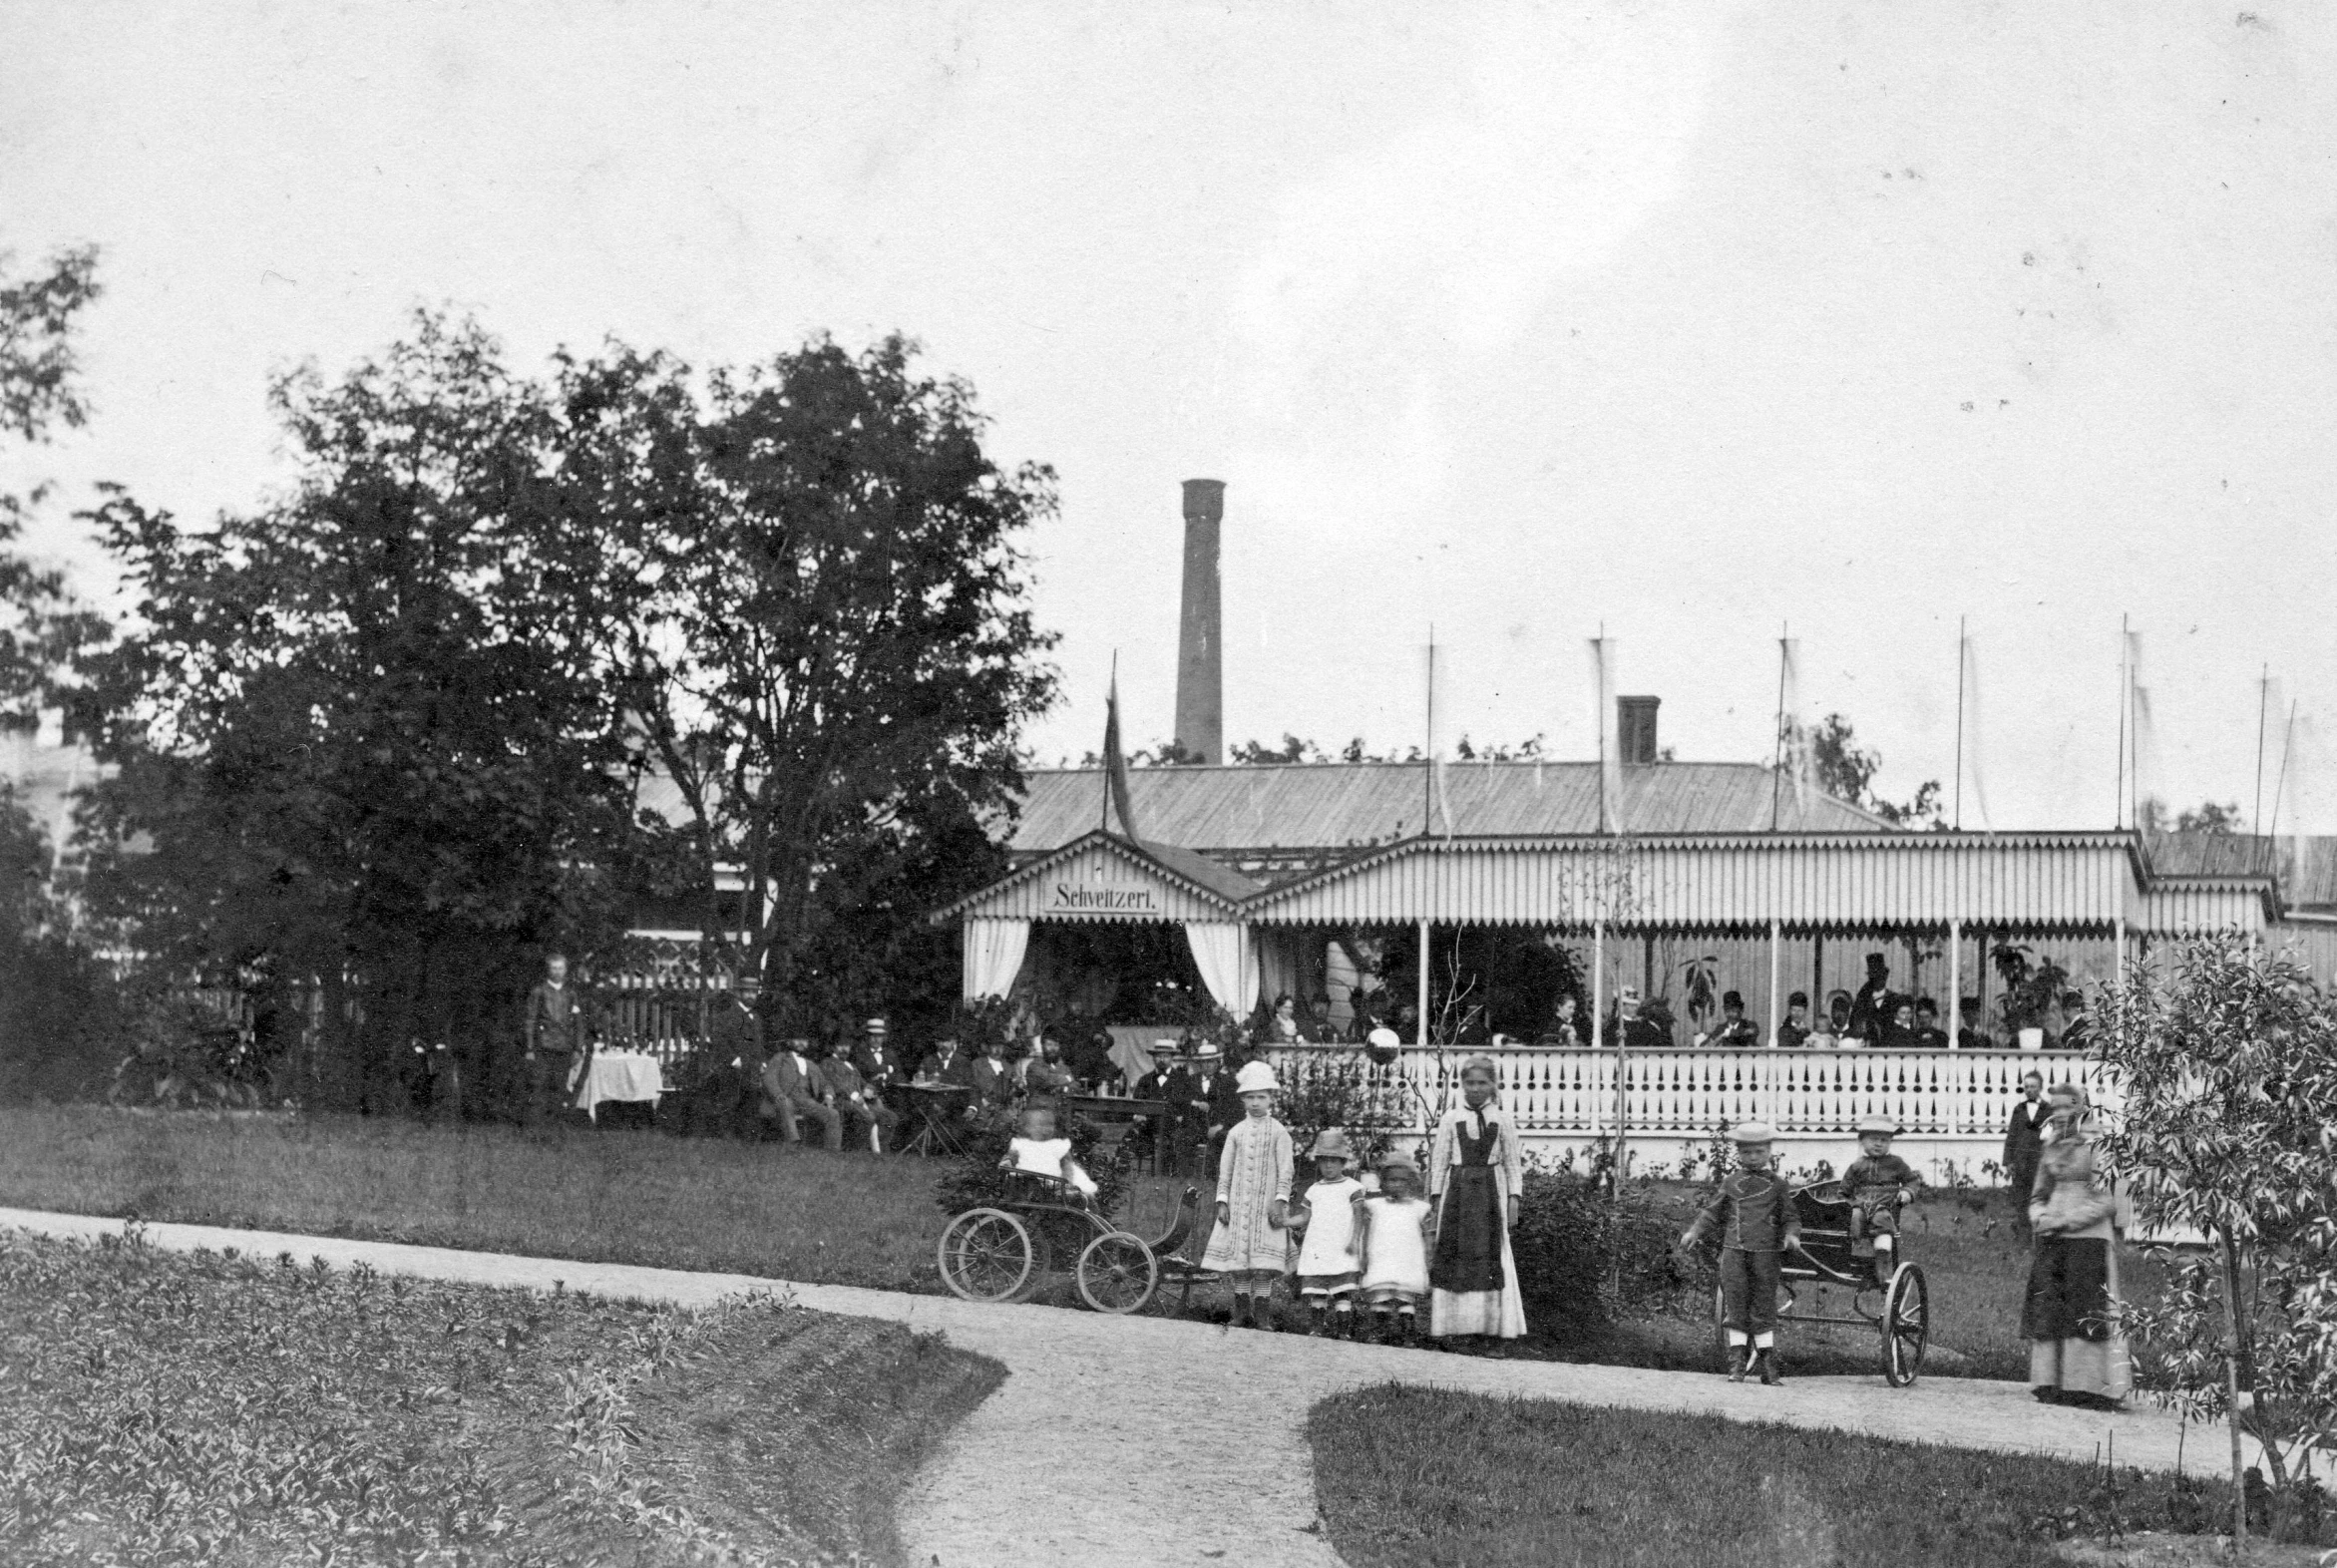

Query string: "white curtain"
[[1254, 928, 1300, 1009], [1186, 922, 1253, 1015], [963, 918, 1031, 999]]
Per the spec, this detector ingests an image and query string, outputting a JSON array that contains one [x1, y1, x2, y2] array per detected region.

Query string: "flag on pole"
[[1778, 635, 1808, 818], [2126, 627, 2152, 828], [1959, 633, 1993, 831], [1102, 676, 1140, 841], [1591, 635, 1620, 833]]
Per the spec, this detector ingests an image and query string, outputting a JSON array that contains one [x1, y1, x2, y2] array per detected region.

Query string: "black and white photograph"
[[5, 5, 2337, 1565]]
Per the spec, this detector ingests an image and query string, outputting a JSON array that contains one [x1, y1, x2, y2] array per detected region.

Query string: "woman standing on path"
[[1426, 1056, 1528, 1347], [2021, 1082, 2133, 1409]]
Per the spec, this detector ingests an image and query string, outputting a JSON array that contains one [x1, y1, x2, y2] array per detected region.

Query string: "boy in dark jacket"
[[1841, 1115, 1921, 1269], [1680, 1122, 1801, 1384]]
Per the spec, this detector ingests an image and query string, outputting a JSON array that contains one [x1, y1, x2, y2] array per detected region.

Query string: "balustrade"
[[1267, 1043, 2115, 1139]]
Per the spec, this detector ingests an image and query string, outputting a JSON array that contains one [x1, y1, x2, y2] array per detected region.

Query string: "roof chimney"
[[1174, 480, 1224, 765], [1618, 695, 1661, 765]]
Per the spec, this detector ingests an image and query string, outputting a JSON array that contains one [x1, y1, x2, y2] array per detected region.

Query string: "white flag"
[[1421, 639, 1454, 838], [1959, 634, 1993, 831], [1590, 636, 1620, 833], [1778, 636, 1807, 817]]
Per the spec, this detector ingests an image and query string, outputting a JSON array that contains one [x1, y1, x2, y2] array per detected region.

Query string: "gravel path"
[[1, 1207, 2259, 1568]]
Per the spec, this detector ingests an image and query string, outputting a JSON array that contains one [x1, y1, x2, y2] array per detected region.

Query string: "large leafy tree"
[[77, 315, 669, 1110], [557, 334, 1057, 1027], [2100, 934, 2337, 1546]]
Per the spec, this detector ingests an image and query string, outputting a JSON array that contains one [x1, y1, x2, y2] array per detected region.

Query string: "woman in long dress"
[[1427, 1055, 1529, 1345], [2021, 1083, 2133, 1408]]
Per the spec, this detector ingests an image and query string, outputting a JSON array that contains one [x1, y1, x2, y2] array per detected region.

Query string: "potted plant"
[[1989, 942, 2070, 1050]]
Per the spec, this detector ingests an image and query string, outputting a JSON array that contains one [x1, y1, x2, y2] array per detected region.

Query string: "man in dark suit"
[[2002, 1069, 2049, 1232], [1954, 997, 1993, 1051], [1130, 1040, 1185, 1169], [967, 1035, 1017, 1124], [761, 1036, 842, 1150], [1183, 1041, 1241, 1176], [1848, 953, 1892, 1043], [521, 953, 592, 1124], [1707, 990, 1759, 1049], [705, 979, 767, 1139], [853, 1016, 911, 1124], [917, 1035, 972, 1086], [820, 1043, 900, 1153]]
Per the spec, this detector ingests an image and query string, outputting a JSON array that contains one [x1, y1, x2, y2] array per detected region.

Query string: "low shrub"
[[1511, 1167, 1691, 1333]]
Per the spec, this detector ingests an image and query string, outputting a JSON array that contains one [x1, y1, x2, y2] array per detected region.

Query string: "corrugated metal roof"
[[1239, 833, 2201, 931], [2146, 831, 2337, 908], [1009, 762, 1889, 854]]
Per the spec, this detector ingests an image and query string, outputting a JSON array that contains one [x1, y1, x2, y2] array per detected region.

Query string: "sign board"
[[1043, 879, 1163, 917]]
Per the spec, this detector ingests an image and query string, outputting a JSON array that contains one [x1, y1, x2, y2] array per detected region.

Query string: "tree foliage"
[[1787, 712, 1942, 828], [2099, 934, 2337, 1542], [556, 334, 1057, 1028], [2138, 798, 2243, 836], [76, 315, 675, 1110]]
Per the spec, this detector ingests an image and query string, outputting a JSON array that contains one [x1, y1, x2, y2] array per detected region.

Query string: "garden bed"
[[0, 1221, 1002, 1566]]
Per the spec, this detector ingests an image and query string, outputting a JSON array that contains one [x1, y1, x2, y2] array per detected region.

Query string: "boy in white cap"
[[1680, 1122, 1802, 1384], [1842, 1114, 1921, 1268], [1290, 1128, 1369, 1338], [1201, 1059, 1295, 1330]]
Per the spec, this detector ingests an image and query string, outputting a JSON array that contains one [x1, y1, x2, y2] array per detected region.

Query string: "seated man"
[[761, 1036, 842, 1151], [853, 1016, 910, 1118], [1022, 1034, 1078, 1099], [967, 1035, 1018, 1127], [1911, 996, 1950, 1050], [1129, 1040, 1185, 1165], [1706, 990, 1759, 1048], [819, 1042, 900, 1153], [1774, 990, 1810, 1049], [917, 1034, 973, 1087]]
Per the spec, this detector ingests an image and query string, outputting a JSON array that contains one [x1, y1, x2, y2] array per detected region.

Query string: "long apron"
[[1428, 1115, 1528, 1340]]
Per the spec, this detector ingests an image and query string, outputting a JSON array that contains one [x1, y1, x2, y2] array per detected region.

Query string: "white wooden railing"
[[1268, 1044, 2118, 1140]]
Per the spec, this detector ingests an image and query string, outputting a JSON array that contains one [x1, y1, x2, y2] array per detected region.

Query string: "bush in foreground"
[[1309, 1383, 2277, 1568]]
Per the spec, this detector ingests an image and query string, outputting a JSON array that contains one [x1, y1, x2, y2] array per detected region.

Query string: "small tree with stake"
[[2098, 933, 2337, 1549]]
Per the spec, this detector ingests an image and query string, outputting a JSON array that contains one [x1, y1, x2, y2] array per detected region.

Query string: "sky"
[[4, 1, 2335, 831]]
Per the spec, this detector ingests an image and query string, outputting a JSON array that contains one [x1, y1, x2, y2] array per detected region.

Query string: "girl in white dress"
[[1357, 1151, 1433, 1346], [1289, 1127, 1369, 1338], [1201, 1060, 1295, 1330]]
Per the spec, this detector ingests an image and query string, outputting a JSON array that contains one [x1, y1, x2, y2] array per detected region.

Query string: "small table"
[[574, 1051, 664, 1123], [902, 1082, 975, 1157]]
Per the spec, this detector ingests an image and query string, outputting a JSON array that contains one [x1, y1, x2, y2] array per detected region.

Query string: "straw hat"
[[1729, 1121, 1777, 1145], [1150, 1038, 1181, 1056], [1309, 1128, 1353, 1161], [1855, 1114, 1902, 1136], [1376, 1150, 1419, 1179], [1193, 1039, 1223, 1060], [1234, 1060, 1279, 1094]]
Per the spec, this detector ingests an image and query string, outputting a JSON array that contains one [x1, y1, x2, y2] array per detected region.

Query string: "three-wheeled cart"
[[1712, 1180, 1929, 1385]]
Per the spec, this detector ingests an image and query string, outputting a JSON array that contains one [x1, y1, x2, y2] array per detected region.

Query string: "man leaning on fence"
[[521, 953, 591, 1124]]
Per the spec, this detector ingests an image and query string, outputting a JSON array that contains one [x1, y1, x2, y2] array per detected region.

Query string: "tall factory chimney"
[[1174, 480, 1225, 765]]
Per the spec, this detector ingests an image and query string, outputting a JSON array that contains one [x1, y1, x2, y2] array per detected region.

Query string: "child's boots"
[[1307, 1305, 1330, 1337], [1755, 1349, 1783, 1386], [1728, 1343, 1753, 1382], [1396, 1313, 1419, 1349]]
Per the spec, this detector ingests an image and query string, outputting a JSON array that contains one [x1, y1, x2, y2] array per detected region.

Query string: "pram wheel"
[[1883, 1264, 1928, 1386], [1075, 1231, 1159, 1315]]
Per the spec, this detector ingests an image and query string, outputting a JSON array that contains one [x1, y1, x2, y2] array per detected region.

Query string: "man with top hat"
[[1706, 990, 1759, 1049], [1679, 1121, 1802, 1384], [1130, 1040, 1186, 1170], [1849, 952, 1892, 1043]]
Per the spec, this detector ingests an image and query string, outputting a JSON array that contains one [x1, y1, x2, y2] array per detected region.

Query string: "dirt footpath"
[[0, 1207, 2259, 1568]]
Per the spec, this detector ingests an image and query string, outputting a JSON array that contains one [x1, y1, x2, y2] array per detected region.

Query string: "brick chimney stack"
[[1618, 695, 1662, 765], [1174, 480, 1224, 765]]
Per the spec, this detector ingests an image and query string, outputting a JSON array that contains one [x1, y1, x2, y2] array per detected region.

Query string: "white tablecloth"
[[574, 1052, 664, 1119]]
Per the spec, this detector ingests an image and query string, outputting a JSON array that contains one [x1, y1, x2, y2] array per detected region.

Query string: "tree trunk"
[[2222, 1229, 2249, 1555]]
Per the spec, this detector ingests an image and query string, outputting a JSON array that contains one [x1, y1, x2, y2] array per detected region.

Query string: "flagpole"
[[2115, 615, 2129, 830], [1769, 621, 1787, 832], [1423, 624, 1435, 837], [1101, 649, 1118, 834], [2270, 699, 2298, 840], [2254, 664, 2270, 837], [1953, 617, 1966, 832]]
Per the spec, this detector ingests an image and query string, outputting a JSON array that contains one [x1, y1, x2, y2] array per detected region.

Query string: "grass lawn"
[[0, 1106, 2156, 1382], [0, 1222, 1002, 1566], [1308, 1384, 2296, 1568]]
